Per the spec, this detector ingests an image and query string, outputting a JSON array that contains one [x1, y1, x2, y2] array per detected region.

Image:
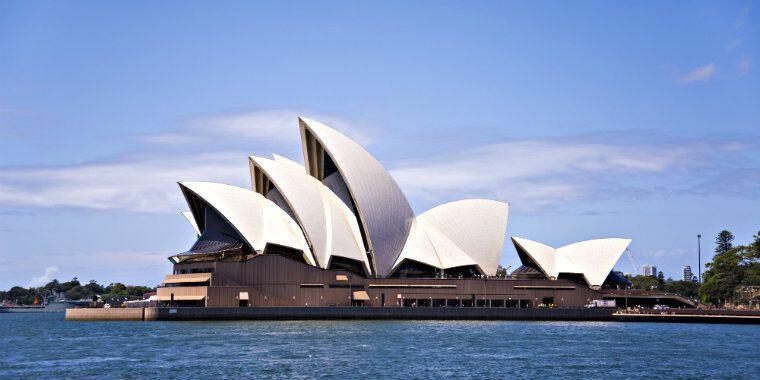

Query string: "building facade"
[[683, 266, 694, 282], [157, 118, 693, 309]]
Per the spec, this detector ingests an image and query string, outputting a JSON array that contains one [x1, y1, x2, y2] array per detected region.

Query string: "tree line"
[[0, 278, 154, 306], [626, 230, 760, 305]]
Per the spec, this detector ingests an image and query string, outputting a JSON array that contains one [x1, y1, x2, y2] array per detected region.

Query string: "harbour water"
[[1, 313, 758, 379]]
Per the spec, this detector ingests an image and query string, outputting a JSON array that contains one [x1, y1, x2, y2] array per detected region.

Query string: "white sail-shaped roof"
[[248, 155, 371, 275], [181, 211, 200, 235], [420, 199, 508, 276], [511, 237, 631, 286], [299, 117, 414, 277], [179, 181, 314, 266], [392, 199, 509, 276], [560, 239, 632, 286], [393, 219, 442, 270]]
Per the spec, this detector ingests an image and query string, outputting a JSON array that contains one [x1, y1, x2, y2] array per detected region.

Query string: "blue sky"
[[0, 1, 757, 288]]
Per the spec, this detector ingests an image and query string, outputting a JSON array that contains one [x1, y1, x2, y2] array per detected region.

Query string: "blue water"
[[1, 313, 758, 379]]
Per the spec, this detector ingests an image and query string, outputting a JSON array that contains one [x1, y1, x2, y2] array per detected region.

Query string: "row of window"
[[173, 267, 214, 274]]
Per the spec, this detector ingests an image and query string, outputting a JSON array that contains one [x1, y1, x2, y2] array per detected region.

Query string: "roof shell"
[[181, 211, 201, 235], [179, 181, 314, 265], [558, 238, 632, 286], [511, 236, 631, 286], [419, 199, 509, 276], [299, 117, 414, 277], [249, 155, 371, 275], [393, 199, 509, 276]]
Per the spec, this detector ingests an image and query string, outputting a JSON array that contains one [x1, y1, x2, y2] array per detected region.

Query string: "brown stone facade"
[[163, 255, 604, 308]]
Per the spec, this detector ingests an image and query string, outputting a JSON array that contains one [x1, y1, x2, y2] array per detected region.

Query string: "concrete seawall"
[[66, 308, 159, 321], [68, 307, 615, 321], [612, 312, 760, 324], [66, 307, 760, 323]]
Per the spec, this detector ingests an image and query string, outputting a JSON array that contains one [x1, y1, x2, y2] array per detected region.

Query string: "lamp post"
[[697, 234, 702, 283]]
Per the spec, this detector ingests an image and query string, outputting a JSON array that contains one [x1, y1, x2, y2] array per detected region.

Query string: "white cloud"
[[390, 136, 754, 211], [141, 109, 377, 147], [677, 63, 717, 83], [0, 108, 757, 216], [0, 110, 379, 214], [644, 248, 690, 259], [0, 151, 249, 213], [28, 266, 59, 287]]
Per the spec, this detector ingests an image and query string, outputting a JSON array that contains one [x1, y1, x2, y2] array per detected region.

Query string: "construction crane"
[[625, 248, 640, 275]]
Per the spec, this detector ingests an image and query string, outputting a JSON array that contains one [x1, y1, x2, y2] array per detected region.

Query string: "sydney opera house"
[[157, 118, 693, 309]]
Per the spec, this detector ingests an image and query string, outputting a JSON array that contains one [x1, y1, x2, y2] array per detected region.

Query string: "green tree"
[[43, 279, 62, 293], [662, 279, 699, 298], [715, 230, 734, 255], [84, 280, 105, 294], [7, 286, 36, 305], [699, 248, 743, 304], [60, 278, 81, 293], [495, 265, 508, 278], [750, 231, 760, 260], [2, 278, 155, 304], [738, 242, 760, 286], [626, 275, 660, 290], [65, 285, 94, 300]]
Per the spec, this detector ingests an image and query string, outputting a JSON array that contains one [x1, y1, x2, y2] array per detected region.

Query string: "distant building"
[[642, 265, 657, 278], [683, 266, 693, 282]]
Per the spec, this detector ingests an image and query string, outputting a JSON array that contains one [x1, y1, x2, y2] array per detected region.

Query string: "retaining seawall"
[[66, 307, 760, 324], [68, 307, 615, 321], [612, 312, 760, 324], [66, 308, 158, 321]]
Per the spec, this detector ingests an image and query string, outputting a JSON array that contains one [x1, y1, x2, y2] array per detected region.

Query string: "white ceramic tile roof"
[[249, 155, 371, 275], [179, 181, 314, 265], [511, 236, 632, 286], [393, 199, 509, 276], [181, 211, 200, 236], [300, 117, 414, 277]]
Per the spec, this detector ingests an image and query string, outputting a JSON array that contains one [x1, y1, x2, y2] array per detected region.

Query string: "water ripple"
[[0, 313, 758, 379]]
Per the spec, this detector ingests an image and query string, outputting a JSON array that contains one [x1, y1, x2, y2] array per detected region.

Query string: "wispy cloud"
[[391, 134, 758, 212], [0, 109, 375, 213], [735, 5, 751, 28], [28, 266, 59, 287], [0, 151, 248, 213], [0, 112, 758, 216], [727, 39, 742, 50], [140, 109, 377, 148], [676, 63, 717, 83]]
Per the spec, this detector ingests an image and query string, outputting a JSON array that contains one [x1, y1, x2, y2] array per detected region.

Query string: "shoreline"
[[64, 306, 760, 324]]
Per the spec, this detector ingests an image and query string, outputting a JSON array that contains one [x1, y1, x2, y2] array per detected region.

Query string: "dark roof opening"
[[389, 259, 437, 278], [444, 265, 481, 278], [328, 256, 367, 277], [263, 242, 307, 265]]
